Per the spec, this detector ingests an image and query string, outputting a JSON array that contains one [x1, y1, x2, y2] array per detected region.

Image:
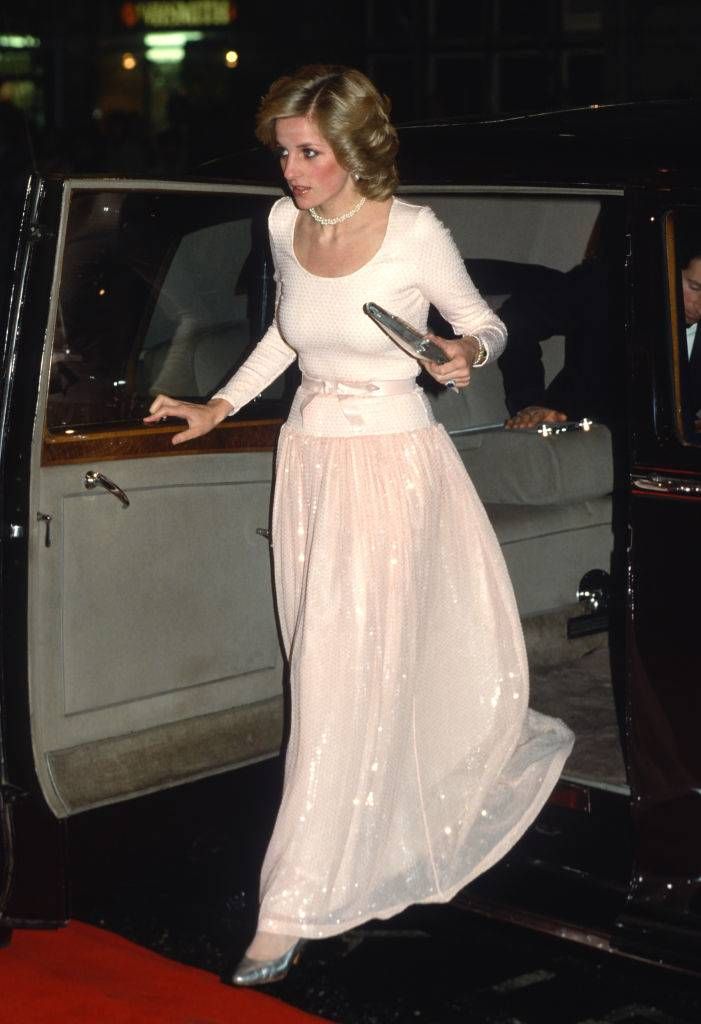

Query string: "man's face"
[[682, 257, 701, 326]]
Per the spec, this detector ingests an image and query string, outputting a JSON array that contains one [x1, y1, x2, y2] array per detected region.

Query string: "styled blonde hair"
[[255, 65, 399, 200]]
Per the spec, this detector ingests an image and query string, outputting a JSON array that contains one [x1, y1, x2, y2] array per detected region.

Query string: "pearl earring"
[[353, 172, 360, 181]]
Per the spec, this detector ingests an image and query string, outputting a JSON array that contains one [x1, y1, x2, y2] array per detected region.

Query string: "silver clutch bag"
[[363, 302, 449, 365]]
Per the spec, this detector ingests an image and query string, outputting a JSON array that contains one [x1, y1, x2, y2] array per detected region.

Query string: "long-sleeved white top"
[[213, 196, 506, 416]]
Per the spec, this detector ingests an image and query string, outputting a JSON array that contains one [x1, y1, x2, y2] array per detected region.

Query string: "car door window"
[[47, 187, 286, 436], [666, 208, 701, 444]]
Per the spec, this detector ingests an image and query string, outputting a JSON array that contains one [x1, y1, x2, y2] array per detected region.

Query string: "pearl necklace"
[[308, 196, 366, 226]]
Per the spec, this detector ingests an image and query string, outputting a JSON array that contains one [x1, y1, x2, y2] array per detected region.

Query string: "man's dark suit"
[[685, 325, 701, 432], [426, 254, 622, 426], [494, 259, 617, 425]]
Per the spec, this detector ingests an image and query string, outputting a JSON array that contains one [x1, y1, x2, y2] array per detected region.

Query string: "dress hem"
[[256, 733, 573, 941]]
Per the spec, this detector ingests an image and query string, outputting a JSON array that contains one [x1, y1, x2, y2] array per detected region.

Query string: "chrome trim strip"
[[65, 179, 282, 196], [452, 890, 617, 953], [398, 184, 624, 196], [632, 472, 701, 497], [562, 771, 630, 796], [65, 180, 620, 199], [449, 418, 594, 438]]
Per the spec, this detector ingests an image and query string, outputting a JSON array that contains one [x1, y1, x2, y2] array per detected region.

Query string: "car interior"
[[418, 192, 626, 795], [29, 183, 628, 831]]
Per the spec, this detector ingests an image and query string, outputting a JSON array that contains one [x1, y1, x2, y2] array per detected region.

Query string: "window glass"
[[431, 56, 486, 116], [368, 0, 414, 40], [499, 54, 553, 113], [368, 56, 416, 123], [564, 50, 605, 106], [47, 189, 284, 433], [431, 0, 487, 41], [562, 0, 604, 35], [498, 0, 550, 39], [669, 209, 701, 442]]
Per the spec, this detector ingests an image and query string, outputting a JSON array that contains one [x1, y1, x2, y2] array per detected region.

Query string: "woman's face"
[[275, 115, 356, 212]]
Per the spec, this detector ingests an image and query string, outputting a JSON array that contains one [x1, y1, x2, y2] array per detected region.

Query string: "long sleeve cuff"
[[472, 320, 507, 364]]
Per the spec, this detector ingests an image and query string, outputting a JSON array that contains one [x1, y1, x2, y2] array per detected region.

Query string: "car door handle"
[[631, 472, 701, 498], [84, 470, 130, 508]]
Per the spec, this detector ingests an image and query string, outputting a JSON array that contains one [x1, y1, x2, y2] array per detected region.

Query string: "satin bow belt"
[[299, 374, 417, 430]]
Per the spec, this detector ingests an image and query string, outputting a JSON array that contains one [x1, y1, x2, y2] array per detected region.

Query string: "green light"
[[143, 31, 203, 47], [145, 46, 185, 64], [0, 34, 40, 49]]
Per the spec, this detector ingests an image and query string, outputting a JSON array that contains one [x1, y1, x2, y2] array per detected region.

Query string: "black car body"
[[1, 100, 701, 972]]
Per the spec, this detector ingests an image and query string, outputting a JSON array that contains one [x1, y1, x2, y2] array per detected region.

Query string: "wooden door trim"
[[41, 419, 282, 466]]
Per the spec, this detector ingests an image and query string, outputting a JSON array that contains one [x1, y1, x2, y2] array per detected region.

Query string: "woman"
[[145, 65, 573, 986]]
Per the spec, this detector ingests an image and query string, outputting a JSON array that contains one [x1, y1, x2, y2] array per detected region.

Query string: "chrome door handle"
[[632, 473, 701, 497], [84, 470, 130, 508]]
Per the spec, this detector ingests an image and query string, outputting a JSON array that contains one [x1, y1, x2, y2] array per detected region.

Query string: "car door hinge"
[[0, 782, 26, 805]]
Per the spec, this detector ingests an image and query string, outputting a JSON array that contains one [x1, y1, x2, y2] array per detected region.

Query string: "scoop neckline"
[[289, 196, 397, 280]]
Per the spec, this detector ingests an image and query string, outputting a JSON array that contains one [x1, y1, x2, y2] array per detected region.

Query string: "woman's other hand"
[[143, 395, 233, 445], [422, 335, 482, 390]]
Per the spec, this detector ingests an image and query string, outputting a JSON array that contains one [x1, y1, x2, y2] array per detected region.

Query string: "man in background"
[[676, 214, 701, 432], [494, 203, 625, 431]]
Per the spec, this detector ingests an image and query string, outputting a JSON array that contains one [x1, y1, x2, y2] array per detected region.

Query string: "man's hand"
[[505, 405, 568, 430]]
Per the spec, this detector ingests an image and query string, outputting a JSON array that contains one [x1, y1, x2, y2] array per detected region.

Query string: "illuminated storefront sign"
[[0, 36, 40, 76], [120, 2, 237, 29], [0, 35, 41, 48]]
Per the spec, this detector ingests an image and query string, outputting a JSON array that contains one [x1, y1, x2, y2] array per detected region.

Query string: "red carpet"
[[0, 921, 328, 1023]]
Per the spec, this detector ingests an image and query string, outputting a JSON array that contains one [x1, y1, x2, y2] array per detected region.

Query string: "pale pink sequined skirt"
[[257, 385, 573, 938]]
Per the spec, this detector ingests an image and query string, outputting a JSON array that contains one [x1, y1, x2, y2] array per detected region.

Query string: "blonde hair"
[[255, 65, 399, 201]]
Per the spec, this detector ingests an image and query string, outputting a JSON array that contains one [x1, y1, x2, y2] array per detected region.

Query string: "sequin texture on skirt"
[[256, 419, 574, 938]]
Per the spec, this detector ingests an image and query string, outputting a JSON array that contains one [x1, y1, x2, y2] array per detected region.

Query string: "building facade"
[[1, 1, 701, 173]]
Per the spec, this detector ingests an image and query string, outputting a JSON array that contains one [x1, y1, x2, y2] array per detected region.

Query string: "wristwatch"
[[473, 338, 488, 367]]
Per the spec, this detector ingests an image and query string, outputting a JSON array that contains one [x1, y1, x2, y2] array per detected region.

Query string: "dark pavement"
[[69, 760, 701, 1024]]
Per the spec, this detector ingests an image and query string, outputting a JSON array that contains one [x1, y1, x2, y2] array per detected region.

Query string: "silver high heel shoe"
[[229, 938, 307, 987]]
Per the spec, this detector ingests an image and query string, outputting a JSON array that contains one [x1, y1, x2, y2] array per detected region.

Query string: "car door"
[[613, 186, 701, 969], [0, 175, 289, 925]]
